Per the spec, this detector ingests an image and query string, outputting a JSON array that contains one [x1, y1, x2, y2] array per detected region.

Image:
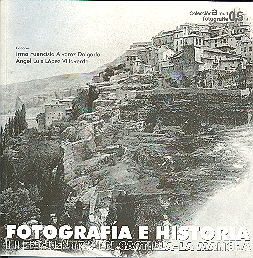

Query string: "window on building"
[[225, 67, 228, 70], [249, 46, 252, 51], [244, 47, 247, 52]]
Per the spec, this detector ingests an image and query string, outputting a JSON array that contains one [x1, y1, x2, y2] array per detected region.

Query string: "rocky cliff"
[[60, 73, 250, 239]]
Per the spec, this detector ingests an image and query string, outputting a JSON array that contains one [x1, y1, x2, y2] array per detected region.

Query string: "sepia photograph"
[[0, 1, 253, 257]]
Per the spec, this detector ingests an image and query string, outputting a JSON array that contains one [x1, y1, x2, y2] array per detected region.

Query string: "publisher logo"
[[190, 9, 245, 23]]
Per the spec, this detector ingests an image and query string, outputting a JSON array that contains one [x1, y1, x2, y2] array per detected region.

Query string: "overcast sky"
[[1, 0, 253, 84]]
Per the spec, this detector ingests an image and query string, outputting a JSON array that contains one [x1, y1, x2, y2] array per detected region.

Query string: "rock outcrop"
[[61, 73, 250, 232]]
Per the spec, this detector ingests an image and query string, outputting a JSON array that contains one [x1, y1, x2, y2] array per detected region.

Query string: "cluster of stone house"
[[36, 86, 86, 130], [122, 20, 253, 89], [37, 96, 76, 131], [44, 97, 75, 127], [125, 41, 153, 74]]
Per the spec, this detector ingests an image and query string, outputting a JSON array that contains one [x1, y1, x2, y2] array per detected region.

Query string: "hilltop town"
[[37, 19, 253, 131]]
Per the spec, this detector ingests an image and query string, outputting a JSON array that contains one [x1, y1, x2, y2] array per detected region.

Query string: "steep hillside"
[[0, 72, 94, 114]]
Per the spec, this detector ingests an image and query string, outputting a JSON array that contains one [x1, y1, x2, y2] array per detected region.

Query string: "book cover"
[[0, 1, 253, 257]]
